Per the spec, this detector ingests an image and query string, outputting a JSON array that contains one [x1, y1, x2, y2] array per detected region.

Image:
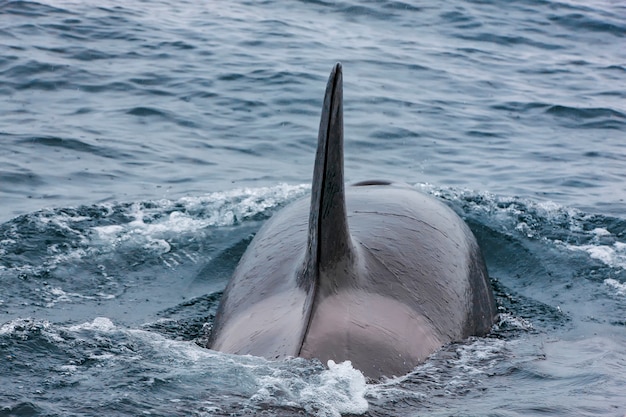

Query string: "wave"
[[0, 316, 368, 417]]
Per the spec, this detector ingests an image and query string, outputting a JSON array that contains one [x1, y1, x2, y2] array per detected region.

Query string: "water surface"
[[1, 0, 625, 415]]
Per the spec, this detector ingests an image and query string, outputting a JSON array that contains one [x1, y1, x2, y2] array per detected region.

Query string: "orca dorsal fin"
[[297, 63, 357, 355], [300, 63, 354, 291]]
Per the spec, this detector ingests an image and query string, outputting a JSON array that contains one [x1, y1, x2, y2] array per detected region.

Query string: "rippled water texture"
[[1, 0, 625, 221], [1, 0, 625, 416]]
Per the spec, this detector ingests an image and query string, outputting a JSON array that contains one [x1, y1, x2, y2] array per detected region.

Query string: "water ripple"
[[549, 13, 626, 37], [16, 135, 132, 159], [1, 0, 625, 414], [0, 1, 69, 17]]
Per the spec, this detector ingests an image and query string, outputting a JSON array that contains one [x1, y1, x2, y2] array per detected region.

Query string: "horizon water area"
[[1, 0, 625, 416]]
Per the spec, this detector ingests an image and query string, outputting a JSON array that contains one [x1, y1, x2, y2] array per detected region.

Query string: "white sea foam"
[[590, 227, 612, 237], [299, 360, 368, 416], [91, 183, 308, 245], [68, 316, 116, 332], [41, 286, 103, 307], [0, 318, 63, 343], [0, 318, 34, 336], [494, 312, 534, 331], [420, 184, 626, 283], [604, 278, 626, 296], [0, 184, 308, 276], [452, 338, 507, 368], [565, 241, 626, 270], [60, 318, 368, 416], [249, 359, 367, 417], [52, 316, 366, 417], [366, 336, 507, 407], [416, 183, 584, 238]]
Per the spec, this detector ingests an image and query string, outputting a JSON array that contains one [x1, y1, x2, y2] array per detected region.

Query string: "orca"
[[208, 63, 496, 379]]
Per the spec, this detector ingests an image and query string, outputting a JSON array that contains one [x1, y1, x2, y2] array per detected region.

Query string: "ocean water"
[[1, 0, 625, 416]]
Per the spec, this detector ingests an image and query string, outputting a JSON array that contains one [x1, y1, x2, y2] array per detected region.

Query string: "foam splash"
[[451, 338, 507, 371], [605, 278, 626, 296], [0, 318, 46, 336], [420, 184, 626, 284], [558, 225, 626, 279], [43, 286, 99, 307], [417, 183, 586, 239], [68, 316, 116, 332], [0, 318, 63, 343], [92, 183, 307, 236], [1, 183, 309, 277], [300, 360, 369, 416], [365, 336, 507, 409], [249, 359, 368, 417], [88, 184, 310, 271], [494, 312, 534, 331], [565, 241, 626, 270], [1, 316, 368, 416]]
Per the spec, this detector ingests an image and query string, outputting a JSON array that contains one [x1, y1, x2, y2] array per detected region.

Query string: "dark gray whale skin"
[[209, 63, 496, 379]]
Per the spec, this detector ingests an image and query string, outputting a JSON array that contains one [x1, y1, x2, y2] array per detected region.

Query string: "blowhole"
[[352, 180, 393, 186]]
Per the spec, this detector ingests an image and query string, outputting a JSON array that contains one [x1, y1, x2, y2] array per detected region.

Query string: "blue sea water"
[[1, 0, 625, 415]]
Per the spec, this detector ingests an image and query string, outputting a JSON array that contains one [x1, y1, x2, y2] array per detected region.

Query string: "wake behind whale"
[[208, 63, 496, 379]]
